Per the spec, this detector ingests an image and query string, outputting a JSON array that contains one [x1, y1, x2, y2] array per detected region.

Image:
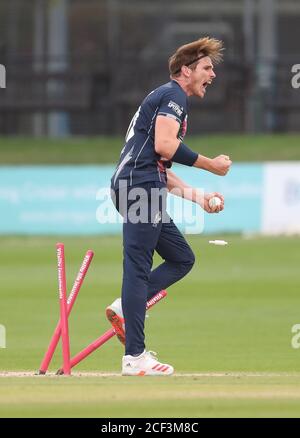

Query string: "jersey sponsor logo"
[[167, 100, 183, 117]]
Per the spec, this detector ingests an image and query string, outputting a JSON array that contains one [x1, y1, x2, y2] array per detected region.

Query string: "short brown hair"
[[168, 37, 224, 77]]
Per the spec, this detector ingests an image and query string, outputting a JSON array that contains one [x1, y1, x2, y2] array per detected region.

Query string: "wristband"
[[171, 142, 198, 166]]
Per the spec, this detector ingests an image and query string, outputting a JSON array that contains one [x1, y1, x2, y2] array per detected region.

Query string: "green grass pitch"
[[1, 234, 300, 417], [1, 134, 300, 164]]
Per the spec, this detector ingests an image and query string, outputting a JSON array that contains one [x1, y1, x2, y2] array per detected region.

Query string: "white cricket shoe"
[[122, 350, 174, 376], [106, 298, 125, 345]]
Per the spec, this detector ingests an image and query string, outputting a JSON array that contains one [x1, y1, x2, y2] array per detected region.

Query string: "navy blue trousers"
[[112, 182, 195, 355]]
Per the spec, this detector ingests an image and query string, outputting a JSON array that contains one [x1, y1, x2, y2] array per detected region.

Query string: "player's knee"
[[186, 250, 196, 269], [180, 249, 195, 276]]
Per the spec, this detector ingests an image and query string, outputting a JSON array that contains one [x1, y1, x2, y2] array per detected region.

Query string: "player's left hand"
[[203, 192, 224, 213]]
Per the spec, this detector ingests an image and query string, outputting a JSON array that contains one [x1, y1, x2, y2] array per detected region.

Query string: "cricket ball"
[[208, 196, 222, 209]]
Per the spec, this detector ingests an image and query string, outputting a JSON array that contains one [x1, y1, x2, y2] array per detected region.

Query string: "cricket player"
[[107, 37, 232, 376]]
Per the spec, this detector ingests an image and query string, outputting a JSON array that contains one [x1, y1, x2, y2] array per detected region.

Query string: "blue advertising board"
[[0, 164, 263, 235]]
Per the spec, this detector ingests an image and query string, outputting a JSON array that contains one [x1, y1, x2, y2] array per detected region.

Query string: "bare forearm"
[[166, 169, 203, 204], [166, 169, 225, 213], [193, 154, 213, 171]]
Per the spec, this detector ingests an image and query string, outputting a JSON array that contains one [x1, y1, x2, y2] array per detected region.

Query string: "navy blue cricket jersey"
[[111, 80, 188, 190]]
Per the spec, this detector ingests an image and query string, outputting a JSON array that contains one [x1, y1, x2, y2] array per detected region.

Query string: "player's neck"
[[171, 77, 191, 96]]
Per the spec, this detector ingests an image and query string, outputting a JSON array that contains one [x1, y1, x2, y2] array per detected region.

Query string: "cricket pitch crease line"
[[1, 371, 300, 378]]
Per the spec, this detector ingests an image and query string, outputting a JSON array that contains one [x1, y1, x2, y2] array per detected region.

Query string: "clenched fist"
[[210, 155, 232, 176]]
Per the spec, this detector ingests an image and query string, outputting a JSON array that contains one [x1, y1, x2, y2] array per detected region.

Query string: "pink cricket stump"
[[57, 289, 167, 374], [57, 243, 71, 375], [38, 249, 94, 374]]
